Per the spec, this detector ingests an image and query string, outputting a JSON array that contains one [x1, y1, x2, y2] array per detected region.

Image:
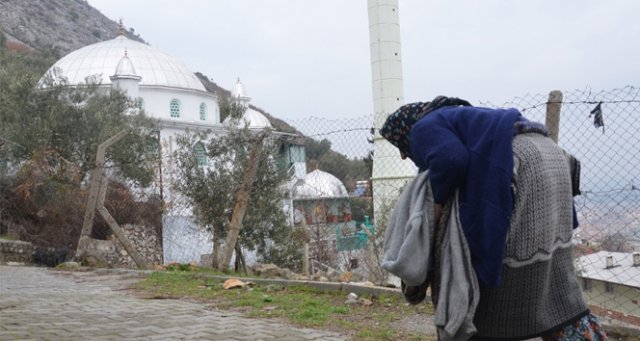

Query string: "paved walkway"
[[0, 265, 345, 340]]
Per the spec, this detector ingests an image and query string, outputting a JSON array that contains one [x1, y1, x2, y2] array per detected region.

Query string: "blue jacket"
[[409, 106, 522, 287]]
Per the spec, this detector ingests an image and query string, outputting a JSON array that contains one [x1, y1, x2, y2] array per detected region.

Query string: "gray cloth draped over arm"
[[382, 171, 434, 286], [382, 171, 480, 341], [435, 192, 480, 341]]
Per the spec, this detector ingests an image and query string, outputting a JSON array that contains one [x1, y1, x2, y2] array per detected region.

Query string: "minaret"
[[367, 0, 416, 218], [231, 78, 251, 108], [110, 49, 141, 99]]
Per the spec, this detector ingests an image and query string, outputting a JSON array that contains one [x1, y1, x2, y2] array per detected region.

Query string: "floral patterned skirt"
[[541, 313, 608, 341]]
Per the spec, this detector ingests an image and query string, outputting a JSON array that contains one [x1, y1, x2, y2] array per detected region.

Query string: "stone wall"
[[0, 239, 34, 263], [112, 224, 162, 268], [79, 224, 162, 268]]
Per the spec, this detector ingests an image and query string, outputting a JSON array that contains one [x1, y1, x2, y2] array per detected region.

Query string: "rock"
[[0, 239, 35, 264], [56, 261, 80, 269], [345, 292, 359, 305], [360, 298, 373, 306], [317, 276, 329, 282], [77, 239, 114, 268], [0, 0, 147, 56], [277, 268, 295, 279], [252, 263, 281, 278]]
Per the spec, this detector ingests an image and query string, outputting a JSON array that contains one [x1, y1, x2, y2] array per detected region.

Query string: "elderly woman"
[[380, 97, 607, 340]]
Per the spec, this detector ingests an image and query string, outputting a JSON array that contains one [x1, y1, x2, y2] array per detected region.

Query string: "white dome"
[[293, 170, 348, 199], [43, 36, 205, 91], [223, 108, 272, 129]]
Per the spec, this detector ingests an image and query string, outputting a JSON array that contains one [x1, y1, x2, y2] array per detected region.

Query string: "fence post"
[[75, 129, 148, 269], [301, 218, 310, 276], [96, 175, 148, 269], [75, 129, 129, 259], [545, 90, 563, 143]]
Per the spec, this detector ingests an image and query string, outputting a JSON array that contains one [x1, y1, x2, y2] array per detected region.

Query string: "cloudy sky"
[[87, 0, 640, 121]]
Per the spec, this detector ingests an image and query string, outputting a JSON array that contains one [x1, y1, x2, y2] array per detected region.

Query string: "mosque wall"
[[139, 87, 219, 124]]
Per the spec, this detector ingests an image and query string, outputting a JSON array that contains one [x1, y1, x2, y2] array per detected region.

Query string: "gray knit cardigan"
[[473, 133, 589, 339]]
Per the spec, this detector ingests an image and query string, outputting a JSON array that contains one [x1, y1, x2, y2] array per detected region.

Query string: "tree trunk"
[[234, 243, 247, 274], [218, 132, 267, 271], [211, 242, 220, 269]]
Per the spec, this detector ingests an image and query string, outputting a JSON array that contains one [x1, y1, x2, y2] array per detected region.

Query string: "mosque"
[[41, 23, 358, 267]]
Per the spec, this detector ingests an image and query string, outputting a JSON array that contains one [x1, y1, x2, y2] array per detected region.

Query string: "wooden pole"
[[545, 90, 563, 143], [219, 131, 268, 271], [301, 218, 310, 276]]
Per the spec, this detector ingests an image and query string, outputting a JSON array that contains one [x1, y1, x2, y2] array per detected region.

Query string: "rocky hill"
[[0, 0, 144, 56]]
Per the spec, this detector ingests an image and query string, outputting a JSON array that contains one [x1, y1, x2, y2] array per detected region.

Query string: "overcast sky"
[[87, 0, 640, 121]]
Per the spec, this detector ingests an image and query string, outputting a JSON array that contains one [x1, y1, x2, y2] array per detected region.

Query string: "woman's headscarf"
[[379, 96, 472, 160]]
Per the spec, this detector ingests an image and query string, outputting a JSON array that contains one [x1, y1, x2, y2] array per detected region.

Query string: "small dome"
[[293, 170, 348, 199], [42, 35, 205, 91], [113, 51, 138, 78], [231, 78, 250, 99], [223, 108, 272, 130]]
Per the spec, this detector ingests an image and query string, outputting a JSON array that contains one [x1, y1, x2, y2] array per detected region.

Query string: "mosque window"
[[194, 142, 208, 166], [170, 99, 181, 118], [199, 103, 207, 121]]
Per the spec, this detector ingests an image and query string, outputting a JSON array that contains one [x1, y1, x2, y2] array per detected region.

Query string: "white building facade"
[[42, 28, 275, 265]]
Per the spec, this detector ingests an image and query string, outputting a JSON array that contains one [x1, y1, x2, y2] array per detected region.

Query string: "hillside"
[[0, 0, 144, 56]]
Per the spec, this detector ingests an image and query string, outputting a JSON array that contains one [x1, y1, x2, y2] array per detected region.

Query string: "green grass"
[[135, 270, 435, 340]]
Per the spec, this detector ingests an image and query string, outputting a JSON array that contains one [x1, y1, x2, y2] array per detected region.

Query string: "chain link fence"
[[1, 86, 638, 326], [284, 85, 640, 326]]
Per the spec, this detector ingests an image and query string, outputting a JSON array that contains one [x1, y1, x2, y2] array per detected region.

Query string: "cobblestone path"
[[0, 265, 345, 340]]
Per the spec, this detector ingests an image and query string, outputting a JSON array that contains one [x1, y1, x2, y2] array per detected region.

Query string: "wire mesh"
[[285, 85, 640, 326], [1, 86, 638, 326]]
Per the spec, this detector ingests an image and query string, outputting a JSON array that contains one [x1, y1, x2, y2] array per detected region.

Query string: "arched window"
[[194, 142, 207, 166], [170, 98, 181, 118], [199, 103, 207, 121]]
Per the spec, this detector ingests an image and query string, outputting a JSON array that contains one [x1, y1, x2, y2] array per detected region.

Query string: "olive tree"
[[172, 98, 301, 271], [0, 43, 158, 248]]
